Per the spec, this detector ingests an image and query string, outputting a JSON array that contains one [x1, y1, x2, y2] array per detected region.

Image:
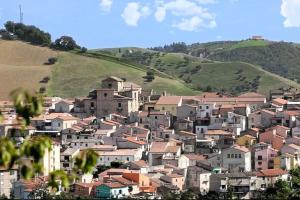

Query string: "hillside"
[[0, 40, 197, 100], [101, 47, 300, 95], [0, 40, 57, 99]]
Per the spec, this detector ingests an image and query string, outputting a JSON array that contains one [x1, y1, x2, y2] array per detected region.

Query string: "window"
[[155, 116, 158, 119], [104, 93, 107, 97], [10, 170, 14, 175], [258, 155, 262, 160], [91, 102, 95, 107], [118, 103, 122, 107], [67, 135, 72, 139], [258, 161, 262, 165], [77, 136, 80, 139], [119, 190, 122, 194], [58, 122, 61, 127], [235, 154, 237, 158], [200, 106, 202, 109], [162, 107, 165, 110], [85, 144, 88, 147], [239, 154, 241, 158], [127, 157, 129, 161], [108, 83, 112, 88], [231, 154, 234, 158], [227, 154, 230, 158], [206, 106, 209, 109], [201, 128, 204, 133]]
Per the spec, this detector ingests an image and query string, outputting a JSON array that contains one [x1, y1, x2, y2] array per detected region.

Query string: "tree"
[[4, 21, 51, 46], [47, 57, 58, 65], [290, 167, 300, 189], [0, 89, 98, 193], [144, 71, 155, 82], [52, 36, 78, 51], [80, 47, 87, 53]]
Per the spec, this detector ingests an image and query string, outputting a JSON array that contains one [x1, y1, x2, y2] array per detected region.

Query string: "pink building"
[[255, 146, 278, 171]]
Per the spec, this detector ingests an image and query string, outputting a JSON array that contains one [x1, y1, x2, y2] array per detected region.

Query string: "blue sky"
[[0, 0, 300, 48]]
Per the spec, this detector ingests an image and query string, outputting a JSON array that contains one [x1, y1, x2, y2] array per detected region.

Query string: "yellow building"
[[273, 156, 281, 169], [236, 134, 256, 147], [154, 96, 182, 116]]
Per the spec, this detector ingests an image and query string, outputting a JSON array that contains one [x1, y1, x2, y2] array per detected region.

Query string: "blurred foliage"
[[74, 149, 98, 174], [10, 88, 43, 126], [0, 89, 99, 193]]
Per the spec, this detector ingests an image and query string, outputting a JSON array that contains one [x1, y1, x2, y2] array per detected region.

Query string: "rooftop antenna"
[[19, 4, 23, 23]]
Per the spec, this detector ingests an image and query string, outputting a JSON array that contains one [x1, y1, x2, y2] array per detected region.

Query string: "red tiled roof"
[[257, 169, 288, 177], [156, 96, 182, 105], [272, 98, 288, 106]]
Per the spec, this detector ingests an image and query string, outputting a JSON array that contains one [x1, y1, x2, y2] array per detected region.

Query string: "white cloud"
[[100, 0, 113, 13], [281, 0, 300, 28], [196, 0, 216, 4], [155, 7, 166, 22], [154, 0, 216, 31], [121, 2, 151, 26]]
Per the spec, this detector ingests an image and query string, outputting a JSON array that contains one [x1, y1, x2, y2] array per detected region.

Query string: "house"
[[123, 172, 156, 193], [96, 77, 140, 118], [236, 135, 256, 147], [186, 166, 211, 194], [256, 169, 290, 189], [220, 145, 251, 172], [226, 112, 247, 136], [254, 146, 278, 170], [73, 182, 102, 197], [54, 100, 74, 113], [160, 173, 184, 190], [155, 96, 182, 116], [126, 160, 150, 174], [60, 148, 80, 173], [0, 167, 18, 198], [148, 142, 181, 166], [97, 149, 143, 166], [177, 104, 197, 121], [260, 109, 276, 128], [95, 182, 129, 199], [178, 154, 206, 169], [209, 172, 257, 199], [248, 110, 262, 128]]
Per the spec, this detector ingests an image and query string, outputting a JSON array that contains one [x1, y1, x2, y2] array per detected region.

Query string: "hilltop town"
[[2, 76, 300, 199]]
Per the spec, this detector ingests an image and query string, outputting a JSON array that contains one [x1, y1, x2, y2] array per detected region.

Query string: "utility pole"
[[19, 4, 23, 23]]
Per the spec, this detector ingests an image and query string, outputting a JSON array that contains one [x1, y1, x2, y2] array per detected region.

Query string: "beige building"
[[155, 96, 182, 116], [96, 77, 141, 118]]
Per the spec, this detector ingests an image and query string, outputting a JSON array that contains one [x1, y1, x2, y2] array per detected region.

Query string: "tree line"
[[0, 21, 86, 51]]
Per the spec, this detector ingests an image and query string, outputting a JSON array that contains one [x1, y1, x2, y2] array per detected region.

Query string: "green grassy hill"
[[101, 46, 300, 95], [0, 40, 198, 99]]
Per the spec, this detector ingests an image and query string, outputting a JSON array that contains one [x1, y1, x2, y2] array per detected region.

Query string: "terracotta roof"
[[125, 137, 146, 145], [130, 160, 149, 168], [31, 113, 72, 121], [103, 182, 126, 188], [156, 96, 182, 105], [184, 154, 206, 161], [54, 115, 79, 121], [149, 142, 168, 153], [165, 146, 180, 153], [238, 92, 265, 98], [284, 110, 300, 116], [257, 169, 288, 177], [205, 130, 232, 135], [240, 134, 256, 139], [232, 145, 250, 153], [272, 98, 288, 106], [97, 149, 139, 156], [112, 176, 137, 186]]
